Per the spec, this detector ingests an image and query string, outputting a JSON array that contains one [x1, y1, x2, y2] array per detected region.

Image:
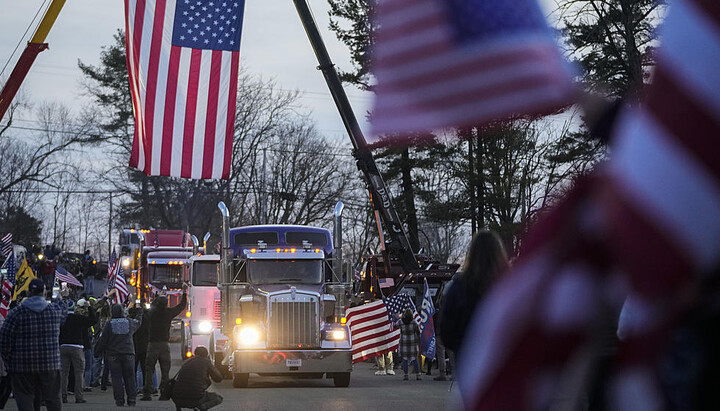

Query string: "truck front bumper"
[[232, 350, 352, 374]]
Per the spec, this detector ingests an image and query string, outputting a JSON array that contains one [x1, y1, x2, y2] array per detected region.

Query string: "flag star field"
[[173, 0, 244, 51]]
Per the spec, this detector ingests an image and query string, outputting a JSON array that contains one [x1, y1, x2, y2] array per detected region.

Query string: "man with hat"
[[0, 279, 70, 411]]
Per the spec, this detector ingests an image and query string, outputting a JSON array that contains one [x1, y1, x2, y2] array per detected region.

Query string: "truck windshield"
[[149, 265, 183, 286], [192, 262, 217, 286], [247, 259, 323, 284]]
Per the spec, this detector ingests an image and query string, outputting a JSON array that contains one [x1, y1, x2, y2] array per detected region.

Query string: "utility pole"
[[108, 192, 113, 261], [261, 148, 268, 225]]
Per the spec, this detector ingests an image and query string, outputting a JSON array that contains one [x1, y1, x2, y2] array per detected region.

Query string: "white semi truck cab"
[[180, 254, 223, 364]]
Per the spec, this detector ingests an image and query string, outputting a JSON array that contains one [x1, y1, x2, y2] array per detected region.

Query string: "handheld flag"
[[458, 0, 720, 409], [55, 265, 83, 288], [1, 233, 12, 257], [370, 0, 576, 140], [345, 300, 400, 363], [0, 253, 17, 318], [13, 258, 36, 300], [107, 253, 129, 305], [418, 279, 436, 359], [124, 0, 246, 179]]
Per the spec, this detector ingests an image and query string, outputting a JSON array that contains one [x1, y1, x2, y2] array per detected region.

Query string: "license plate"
[[286, 359, 302, 367]]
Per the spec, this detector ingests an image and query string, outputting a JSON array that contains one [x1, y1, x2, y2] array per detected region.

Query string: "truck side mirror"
[[322, 294, 336, 322]]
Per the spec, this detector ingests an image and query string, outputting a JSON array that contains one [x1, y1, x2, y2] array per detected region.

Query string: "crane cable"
[[0, 0, 52, 79]]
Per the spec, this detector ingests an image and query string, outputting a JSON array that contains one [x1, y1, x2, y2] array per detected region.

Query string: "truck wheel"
[[214, 353, 231, 379], [232, 373, 249, 388], [333, 372, 351, 387]]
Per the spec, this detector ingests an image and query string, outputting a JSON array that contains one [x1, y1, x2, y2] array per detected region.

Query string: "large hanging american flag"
[[370, 0, 576, 141], [345, 300, 400, 364], [124, 0, 246, 179], [458, 0, 720, 409]]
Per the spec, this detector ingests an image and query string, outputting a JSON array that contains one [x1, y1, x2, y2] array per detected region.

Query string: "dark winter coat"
[[94, 304, 142, 356], [147, 293, 187, 343], [171, 356, 223, 404], [59, 308, 97, 346]]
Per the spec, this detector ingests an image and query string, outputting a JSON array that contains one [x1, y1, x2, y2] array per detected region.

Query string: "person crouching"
[[94, 304, 142, 407], [171, 346, 223, 411]]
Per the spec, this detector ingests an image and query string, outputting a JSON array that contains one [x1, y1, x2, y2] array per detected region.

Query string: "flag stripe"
[[202, 50, 221, 179], [611, 110, 720, 269], [191, 50, 212, 179], [646, 68, 720, 180], [660, 0, 720, 117], [126, 0, 146, 169], [160, 45, 182, 175], [181, 48, 202, 178], [145, 0, 168, 175], [223, 51, 239, 179], [171, 47, 191, 177]]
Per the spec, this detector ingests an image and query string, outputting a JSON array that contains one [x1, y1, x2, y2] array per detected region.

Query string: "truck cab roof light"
[[276, 248, 281, 253], [315, 249, 321, 253], [185, 311, 191, 318], [290, 248, 296, 253], [250, 249, 256, 254]]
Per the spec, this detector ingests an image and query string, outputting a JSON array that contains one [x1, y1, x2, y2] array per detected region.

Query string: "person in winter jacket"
[[141, 284, 187, 401], [0, 279, 69, 411], [59, 298, 97, 403], [128, 298, 150, 391], [171, 346, 223, 411], [397, 308, 422, 381], [95, 303, 142, 407], [440, 230, 508, 359]]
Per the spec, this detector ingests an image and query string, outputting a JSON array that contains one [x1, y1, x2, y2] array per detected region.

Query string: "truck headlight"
[[197, 321, 213, 333], [121, 257, 131, 269], [237, 326, 261, 345], [326, 329, 346, 340]]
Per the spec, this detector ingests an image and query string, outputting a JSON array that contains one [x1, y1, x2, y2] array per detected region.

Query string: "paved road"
[[3, 344, 459, 411]]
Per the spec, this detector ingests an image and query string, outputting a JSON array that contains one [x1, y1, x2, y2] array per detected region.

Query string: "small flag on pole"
[[55, 265, 83, 288], [124, 0, 246, 179], [370, 0, 576, 141], [0, 253, 17, 318], [345, 300, 400, 364], [13, 258, 36, 300], [107, 253, 129, 305], [1, 233, 12, 257]]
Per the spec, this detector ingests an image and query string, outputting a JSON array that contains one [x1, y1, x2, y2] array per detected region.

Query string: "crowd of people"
[[0, 277, 225, 411]]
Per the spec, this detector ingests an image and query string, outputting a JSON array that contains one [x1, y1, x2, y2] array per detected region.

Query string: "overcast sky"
[[0, 0, 557, 144]]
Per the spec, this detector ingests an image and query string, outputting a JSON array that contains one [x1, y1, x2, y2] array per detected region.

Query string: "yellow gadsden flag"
[[13, 258, 37, 300]]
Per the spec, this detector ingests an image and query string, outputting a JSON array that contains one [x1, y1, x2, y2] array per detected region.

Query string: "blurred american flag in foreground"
[[370, 0, 576, 142], [457, 0, 720, 409]]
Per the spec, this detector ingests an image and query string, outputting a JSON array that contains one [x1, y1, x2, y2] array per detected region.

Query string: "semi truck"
[[215, 202, 352, 388]]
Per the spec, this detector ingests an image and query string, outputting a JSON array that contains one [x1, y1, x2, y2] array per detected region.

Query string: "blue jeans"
[[84, 348, 95, 387], [108, 354, 136, 406], [401, 358, 419, 375]]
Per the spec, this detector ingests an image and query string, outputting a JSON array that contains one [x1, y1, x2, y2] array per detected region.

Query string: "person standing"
[[0, 279, 69, 411], [440, 230, 508, 359], [128, 298, 150, 392], [170, 346, 223, 411], [94, 303, 142, 407], [141, 284, 187, 401], [59, 298, 97, 403], [397, 308, 422, 381]]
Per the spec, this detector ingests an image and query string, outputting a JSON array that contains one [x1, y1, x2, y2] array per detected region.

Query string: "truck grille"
[[213, 300, 221, 320], [268, 297, 319, 349]]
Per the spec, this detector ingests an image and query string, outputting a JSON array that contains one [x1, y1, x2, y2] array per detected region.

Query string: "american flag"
[[107, 256, 130, 305], [345, 300, 400, 364], [0, 253, 17, 318], [370, 0, 576, 141], [124, 0, 245, 179], [458, 0, 720, 409], [55, 265, 83, 288], [378, 277, 394, 288], [1, 233, 12, 258], [383, 293, 421, 327]]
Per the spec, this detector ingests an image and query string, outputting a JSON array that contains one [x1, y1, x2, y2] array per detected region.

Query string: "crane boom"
[[291, 0, 420, 273], [0, 0, 67, 122]]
